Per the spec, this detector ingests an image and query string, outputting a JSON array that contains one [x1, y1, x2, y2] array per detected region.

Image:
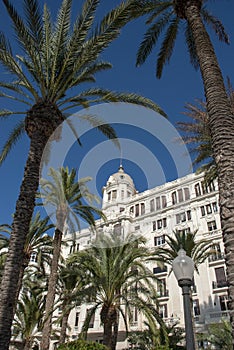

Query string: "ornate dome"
[[106, 165, 135, 188]]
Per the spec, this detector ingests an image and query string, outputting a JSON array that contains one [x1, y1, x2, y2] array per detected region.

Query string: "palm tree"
[[12, 279, 46, 350], [155, 229, 214, 273], [39, 166, 106, 349], [129, 1, 234, 340], [0, 213, 53, 297], [0, 0, 166, 347], [56, 261, 89, 345], [177, 82, 234, 184], [68, 233, 165, 350]]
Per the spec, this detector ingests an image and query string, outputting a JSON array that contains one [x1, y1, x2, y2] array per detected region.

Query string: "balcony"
[[157, 289, 169, 298], [208, 252, 225, 263], [212, 280, 228, 289]]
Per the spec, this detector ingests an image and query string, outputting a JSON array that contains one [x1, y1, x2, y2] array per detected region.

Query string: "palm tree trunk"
[[58, 309, 70, 345], [184, 1, 234, 344], [0, 134, 48, 350], [40, 228, 63, 350], [111, 314, 119, 350], [103, 321, 113, 349]]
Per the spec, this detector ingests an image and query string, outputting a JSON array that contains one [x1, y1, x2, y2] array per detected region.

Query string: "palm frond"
[[136, 10, 173, 66], [201, 7, 229, 44], [185, 23, 199, 70], [156, 17, 179, 78], [0, 120, 25, 165]]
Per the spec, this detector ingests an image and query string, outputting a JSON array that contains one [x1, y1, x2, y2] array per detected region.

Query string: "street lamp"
[[172, 249, 196, 350]]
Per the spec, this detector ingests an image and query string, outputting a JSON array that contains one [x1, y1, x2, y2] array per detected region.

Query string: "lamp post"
[[172, 249, 196, 350]]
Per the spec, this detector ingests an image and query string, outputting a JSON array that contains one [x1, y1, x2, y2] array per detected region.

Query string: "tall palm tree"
[[69, 233, 165, 350], [129, 0, 234, 340], [0, 0, 166, 347], [39, 166, 106, 350]]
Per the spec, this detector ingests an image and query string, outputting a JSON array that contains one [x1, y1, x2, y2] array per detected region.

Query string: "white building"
[[60, 166, 228, 348]]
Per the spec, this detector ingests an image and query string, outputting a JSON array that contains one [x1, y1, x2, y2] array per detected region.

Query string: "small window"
[[107, 192, 111, 201], [159, 304, 168, 319], [135, 225, 140, 231], [150, 199, 155, 212], [212, 202, 218, 212], [162, 195, 167, 208], [75, 312, 80, 327], [187, 210, 191, 221], [30, 252, 37, 263], [152, 221, 156, 231], [178, 189, 183, 203], [193, 299, 200, 316], [184, 188, 190, 200], [141, 203, 145, 215], [112, 190, 117, 200], [219, 295, 229, 311], [172, 191, 177, 205], [206, 204, 212, 214], [157, 219, 162, 229], [195, 183, 201, 197], [135, 204, 139, 217], [156, 197, 161, 210], [200, 206, 205, 216], [154, 235, 165, 246], [121, 190, 124, 200], [163, 218, 167, 228], [207, 220, 217, 232]]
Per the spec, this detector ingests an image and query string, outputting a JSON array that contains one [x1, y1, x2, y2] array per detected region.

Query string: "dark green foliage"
[[57, 339, 108, 350]]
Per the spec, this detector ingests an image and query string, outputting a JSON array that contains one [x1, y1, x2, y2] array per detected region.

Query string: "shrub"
[[57, 339, 108, 350]]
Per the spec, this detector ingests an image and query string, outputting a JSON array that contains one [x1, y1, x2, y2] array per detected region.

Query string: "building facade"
[[59, 166, 228, 348]]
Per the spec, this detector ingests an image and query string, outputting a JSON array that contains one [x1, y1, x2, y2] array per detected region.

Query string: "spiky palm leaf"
[[131, 0, 229, 78], [155, 229, 215, 273], [68, 233, 164, 348]]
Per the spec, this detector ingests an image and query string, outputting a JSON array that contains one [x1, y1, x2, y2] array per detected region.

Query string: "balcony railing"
[[157, 289, 169, 298], [208, 252, 225, 263], [212, 280, 228, 289]]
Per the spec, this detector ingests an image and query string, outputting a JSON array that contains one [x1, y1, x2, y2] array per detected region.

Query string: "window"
[[108, 192, 111, 201], [207, 220, 217, 232], [206, 204, 212, 214], [200, 206, 206, 216], [157, 218, 167, 229], [135, 204, 139, 217], [121, 190, 124, 200], [172, 191, 177, 205], [154, 235, 165, 246], [215, 267, 226, 288], [135, 225, 140, 231], [75, 312, 80, 327], [119, 207, 125, 213], [176, 211, 191, 224], [193, 299, 200, 316], [130, 206, 134, 214], [184, 188, 190, 200], [162, 195, 167, 208], [195, 183, 201, 197], [219, 295, 229, 311], [152, 221, 156, 231], [156, 197, 161, 210], [150, 199, 155, 212], [87, 310, 95, 328], [159, 304, 168, 319], [157, 278, 167, 297], [30, 252, 37, 263], [201, 202, 218, 216], [112, 190, 117, 200], [127, 191, 131, 197], [178, 227, 191, 235], [178, 189, 183, 203], [141, 203, 145, 215], [212, 202, 218, 212]]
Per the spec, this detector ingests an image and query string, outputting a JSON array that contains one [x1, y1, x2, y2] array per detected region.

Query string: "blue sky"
[[0, 0, 234, 226]]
